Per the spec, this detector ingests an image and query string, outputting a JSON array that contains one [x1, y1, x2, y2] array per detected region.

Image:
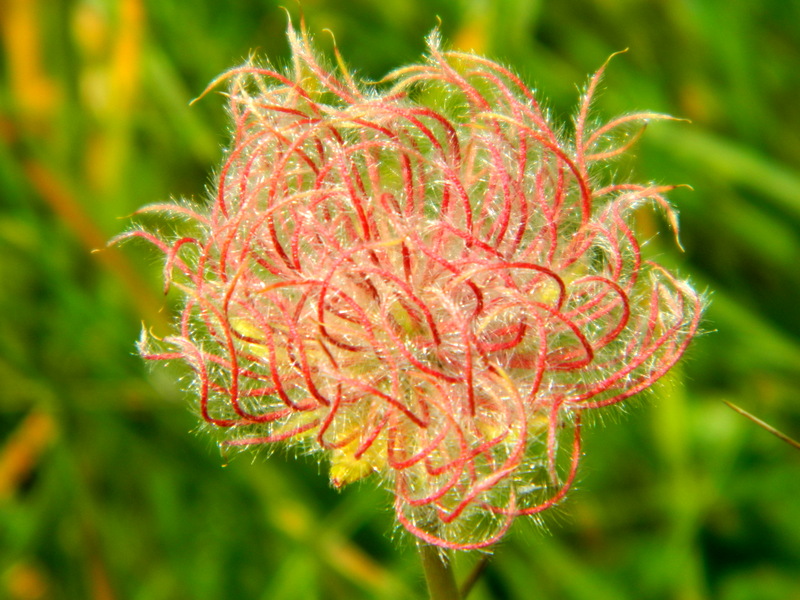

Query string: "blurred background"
[[1, 0, 799, 598]]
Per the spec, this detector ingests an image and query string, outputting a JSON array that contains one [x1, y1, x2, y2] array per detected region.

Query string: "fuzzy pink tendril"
[[120, 22, 703, 549]]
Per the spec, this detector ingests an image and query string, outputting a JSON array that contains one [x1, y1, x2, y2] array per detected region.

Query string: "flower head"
[[124, 22, 703, 549]]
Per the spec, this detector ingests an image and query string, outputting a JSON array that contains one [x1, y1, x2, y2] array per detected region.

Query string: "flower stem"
[[419, 542, 460, 600], [459, 553, 491, 598]]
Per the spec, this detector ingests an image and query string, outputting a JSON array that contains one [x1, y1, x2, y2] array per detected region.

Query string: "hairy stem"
[[460, 553, 491, 598], [419, 542, 460, 600]]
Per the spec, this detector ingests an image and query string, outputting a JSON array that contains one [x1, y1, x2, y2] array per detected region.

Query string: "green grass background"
[[1, 0, 799, 598]]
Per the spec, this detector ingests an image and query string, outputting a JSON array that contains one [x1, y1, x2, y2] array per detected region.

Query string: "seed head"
[[122, 22, 703, 549]]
